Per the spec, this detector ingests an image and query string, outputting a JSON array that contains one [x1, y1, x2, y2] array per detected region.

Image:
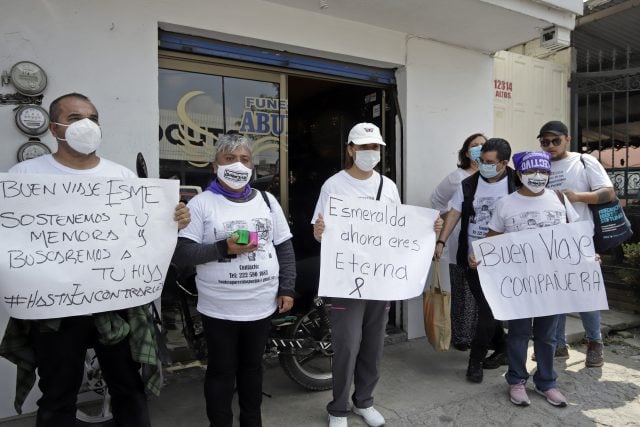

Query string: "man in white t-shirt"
[[538, 120, 615, 368], [0, 93, 190, 426]]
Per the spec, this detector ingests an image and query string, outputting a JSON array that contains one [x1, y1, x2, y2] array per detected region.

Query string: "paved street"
[[2, 311, 639, 426], [152, 328, 640, 427]]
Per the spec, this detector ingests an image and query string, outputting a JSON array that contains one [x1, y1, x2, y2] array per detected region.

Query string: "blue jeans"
[[506, 315, 559, 391], [555, 311, 602, 347]]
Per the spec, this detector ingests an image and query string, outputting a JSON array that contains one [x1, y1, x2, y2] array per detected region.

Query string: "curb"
[[565, 311, 640, 344]]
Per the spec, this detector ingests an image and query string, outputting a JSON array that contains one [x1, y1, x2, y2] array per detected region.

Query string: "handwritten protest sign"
[[472, 221, 608, 321], [0, 173, 179, 319], [319, 195, 438, 300]]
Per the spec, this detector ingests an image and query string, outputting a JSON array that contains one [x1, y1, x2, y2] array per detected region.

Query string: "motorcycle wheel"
[[75, 351, 114, 425], [278, 306, 333, 391]]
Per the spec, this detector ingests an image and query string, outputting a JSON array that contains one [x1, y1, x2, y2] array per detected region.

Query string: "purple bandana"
[[512, 151, 551, 173], [206, 179, 252, 199]]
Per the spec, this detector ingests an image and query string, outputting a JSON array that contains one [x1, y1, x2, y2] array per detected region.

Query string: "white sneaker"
[[328, 414, 348, 427], [352, 406, 385, 426]]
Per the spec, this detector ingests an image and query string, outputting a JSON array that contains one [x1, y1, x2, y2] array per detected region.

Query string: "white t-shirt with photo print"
[[488, 189, 579, 234], [450, 176, 509, 254], [179, 190, 292, 321]]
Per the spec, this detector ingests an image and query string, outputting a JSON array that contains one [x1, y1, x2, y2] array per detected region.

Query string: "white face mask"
[[479, 162, 500, 179], [216, 162, 252, 189], [54, 118, 102, 155], [522, 172, 549, 194], [353, 149, 380, 172]]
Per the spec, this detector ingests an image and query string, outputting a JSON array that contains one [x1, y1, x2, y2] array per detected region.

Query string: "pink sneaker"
[[535, 387, 567, 407], [509, 383, 530, 407]]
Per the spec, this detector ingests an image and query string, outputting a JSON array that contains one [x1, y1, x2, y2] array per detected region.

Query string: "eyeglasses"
[[539, 137, 562, 147], [478, 159, 499, 165]]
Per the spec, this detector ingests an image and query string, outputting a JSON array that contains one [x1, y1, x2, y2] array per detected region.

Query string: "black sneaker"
[[483, 351, 508, 369], [466, 359, 483, 383]]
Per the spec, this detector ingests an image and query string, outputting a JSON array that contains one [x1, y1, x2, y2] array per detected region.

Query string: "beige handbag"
[[423, 261, 451, 352]]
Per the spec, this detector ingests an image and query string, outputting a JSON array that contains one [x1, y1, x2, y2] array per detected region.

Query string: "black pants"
[[466, 268, 506, 362], [202, 314, 272, 427], [30, 315, 149, 427], [449, 263, 478, 348]]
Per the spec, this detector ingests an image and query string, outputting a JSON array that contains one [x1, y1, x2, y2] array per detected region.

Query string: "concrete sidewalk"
[[1, 309, 639, 426]]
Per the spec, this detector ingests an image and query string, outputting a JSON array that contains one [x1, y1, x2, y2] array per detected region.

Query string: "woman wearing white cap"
[[312, 123, 442, 427]]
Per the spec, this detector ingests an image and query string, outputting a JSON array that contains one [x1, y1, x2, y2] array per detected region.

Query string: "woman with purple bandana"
[[173, 133, 296, 427], [480, 151, 579, 408]]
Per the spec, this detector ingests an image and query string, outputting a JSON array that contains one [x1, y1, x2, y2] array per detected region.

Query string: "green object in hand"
[[233, 229, 250, 245]]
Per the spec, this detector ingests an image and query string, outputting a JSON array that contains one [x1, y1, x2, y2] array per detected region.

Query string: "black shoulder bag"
[[580, 155, 633, 252]]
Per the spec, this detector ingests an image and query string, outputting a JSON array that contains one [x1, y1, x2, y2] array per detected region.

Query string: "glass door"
[[158, 57, 286, 205], [158, 52, 397, 323]]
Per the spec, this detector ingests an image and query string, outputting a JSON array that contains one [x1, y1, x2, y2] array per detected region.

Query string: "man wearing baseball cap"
[[537, 120, 615, 368], [486, 150, 579, 408]]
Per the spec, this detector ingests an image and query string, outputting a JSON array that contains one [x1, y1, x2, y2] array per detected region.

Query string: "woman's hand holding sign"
[[313, 213, 325, 242], [174, 202, 191, 230], [467, 254, 481, 269], [434, 216, 444, 233], [431, 216, 445, 260]]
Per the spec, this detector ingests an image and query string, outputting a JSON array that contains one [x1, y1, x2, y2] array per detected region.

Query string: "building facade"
[[0, 0, 582, 418]]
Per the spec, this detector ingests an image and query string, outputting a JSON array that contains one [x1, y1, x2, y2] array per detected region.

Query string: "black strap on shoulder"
[[376, 173, 383, 201], [578, 153, 597, 190], [260, 190, 272, 212]]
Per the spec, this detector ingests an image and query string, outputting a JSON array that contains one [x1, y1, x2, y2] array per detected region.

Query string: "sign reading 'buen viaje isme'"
[[472, 221, 608, 321], [319, 195, 439, 301], [0, 173, 179, 319]]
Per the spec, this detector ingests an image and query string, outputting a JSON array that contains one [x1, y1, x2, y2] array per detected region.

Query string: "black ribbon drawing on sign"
[[349, 277, 365, 298]]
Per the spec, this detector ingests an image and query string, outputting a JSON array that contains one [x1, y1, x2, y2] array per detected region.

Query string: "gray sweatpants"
[[327, 297, 390, 417]]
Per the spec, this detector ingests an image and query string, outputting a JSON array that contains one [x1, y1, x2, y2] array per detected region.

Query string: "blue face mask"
[[479, 162, 500, 179], [468, 146, 482, 163]]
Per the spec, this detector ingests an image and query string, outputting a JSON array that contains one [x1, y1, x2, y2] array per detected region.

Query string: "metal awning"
[[574, 0, 640, 71]]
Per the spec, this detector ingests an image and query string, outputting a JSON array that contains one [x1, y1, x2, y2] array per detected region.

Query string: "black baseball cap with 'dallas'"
[[537, 121, 569, 138]]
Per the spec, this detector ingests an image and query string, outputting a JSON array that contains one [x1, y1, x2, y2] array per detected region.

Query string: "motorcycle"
[[163, 264, 334, 391]]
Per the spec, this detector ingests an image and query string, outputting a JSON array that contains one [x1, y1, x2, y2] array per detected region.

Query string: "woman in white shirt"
[[430, 133, 485, 351], [312, 123, 442, 427], [174, 134, 295, 427]]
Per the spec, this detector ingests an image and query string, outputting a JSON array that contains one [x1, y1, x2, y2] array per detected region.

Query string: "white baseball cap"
[[347, 122, 386, 146]]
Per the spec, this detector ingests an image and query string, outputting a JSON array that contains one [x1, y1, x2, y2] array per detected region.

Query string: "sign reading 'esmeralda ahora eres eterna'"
[[0, 173, 179, 319], [319, 195, 439, 301], [472, 221, 608, 321]]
